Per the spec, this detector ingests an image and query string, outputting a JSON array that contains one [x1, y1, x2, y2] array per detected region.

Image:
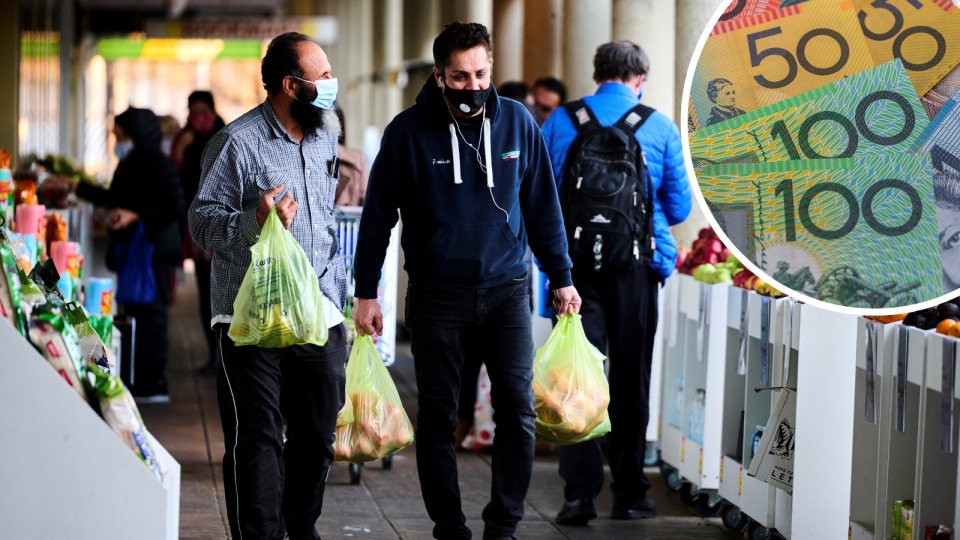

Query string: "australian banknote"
[[698, 153, 942, 308], [690, 60, 928, 167], [912, 84, 960, 176]]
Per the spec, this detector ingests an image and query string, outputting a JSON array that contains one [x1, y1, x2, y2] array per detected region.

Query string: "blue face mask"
[[293, 77, 338, 109], [114, 140, 134, 160]]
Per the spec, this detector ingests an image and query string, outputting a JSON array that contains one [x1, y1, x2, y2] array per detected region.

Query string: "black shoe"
[[611, 498, 657, 520], [481, 534, 517, 540], [555, 498, 597, 526], [131, 390, 170, 404]]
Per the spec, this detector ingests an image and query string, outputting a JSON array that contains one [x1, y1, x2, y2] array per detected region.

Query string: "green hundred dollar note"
[[693, 0, 876, 129], [700, 153, 942, 308], [853, 0, 960, 97], [690, 60, 927, 168]]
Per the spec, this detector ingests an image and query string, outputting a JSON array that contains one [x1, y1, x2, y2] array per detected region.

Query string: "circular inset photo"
[[682, 0, 960, 312]]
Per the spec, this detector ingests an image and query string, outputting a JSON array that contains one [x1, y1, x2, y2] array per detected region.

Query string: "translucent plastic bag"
[[228, 207, 327, 348], [532, 314, 611, 445], [334, 335, 413, 463]]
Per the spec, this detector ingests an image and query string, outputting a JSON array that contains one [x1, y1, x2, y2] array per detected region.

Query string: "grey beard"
[[321, 107, 341, 140]]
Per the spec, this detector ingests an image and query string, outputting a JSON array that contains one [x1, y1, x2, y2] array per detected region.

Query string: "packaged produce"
[[28, 314, 86, 400], [14, 178, 38, 206], [532, 314, 611, 444], [0, 166, 13, 230], [902, 500, 914, 540], [228, 207, 327, 348], [864, 313, 907, 324], [0, 236, 26, 335], [46, 215, 68, 257], [9, 234, 32, 272], [65, 302, 112, 374], [88, 314, 113, 346], [88, 361, 163, 482], [334, 335, 414, 463]]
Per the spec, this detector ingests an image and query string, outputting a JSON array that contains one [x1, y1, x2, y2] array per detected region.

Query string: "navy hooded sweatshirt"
[[353, 74, 572, 299]]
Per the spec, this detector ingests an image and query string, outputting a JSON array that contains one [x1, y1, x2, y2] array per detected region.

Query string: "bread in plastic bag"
[[228, 207, 327, 348], [532, 314, 611, 445], [334, 335, 413, 463]]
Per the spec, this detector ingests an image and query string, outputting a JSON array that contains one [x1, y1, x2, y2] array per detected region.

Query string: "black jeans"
[[406, 275, 535, 540], [558, 265, 660, 508], [123, 300, 169, 393], [215, 323, 347, 540]]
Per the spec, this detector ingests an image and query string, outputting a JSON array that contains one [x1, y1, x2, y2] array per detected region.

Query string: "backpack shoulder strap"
[[613, 103, 656, 135], [563, 100, 602, 135]]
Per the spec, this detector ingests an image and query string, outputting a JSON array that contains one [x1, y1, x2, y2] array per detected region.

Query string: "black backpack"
[[560, 100, 656, 272]]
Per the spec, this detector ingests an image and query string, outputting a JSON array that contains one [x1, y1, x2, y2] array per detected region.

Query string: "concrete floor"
[[139, 270, 739, 540]]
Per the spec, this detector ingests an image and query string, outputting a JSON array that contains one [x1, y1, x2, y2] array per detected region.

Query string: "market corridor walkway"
[[138, 270, 736, 540]]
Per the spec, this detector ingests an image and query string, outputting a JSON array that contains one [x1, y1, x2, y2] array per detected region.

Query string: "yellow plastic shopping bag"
[[533, 314, 611, 444], [334, 335, 414, 463], [228, 207, 327, 348]]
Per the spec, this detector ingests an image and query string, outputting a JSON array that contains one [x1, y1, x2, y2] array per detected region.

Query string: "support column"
[[0, 0, 18, 165], [378, 0, 404, 124], [403, 0, 440, 108], [492, 0, 523, 84], [59, 0, 74, 158], [452, 0, 494, 27], [562, 0, 611, 102], [522, 0, 562, 83], [672, 0, 727, 250], [613, 0, 674, 120]]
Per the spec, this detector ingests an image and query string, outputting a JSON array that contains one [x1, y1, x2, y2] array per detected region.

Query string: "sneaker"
[[555, 498, 597, 526], [611, 498, 657, 520]]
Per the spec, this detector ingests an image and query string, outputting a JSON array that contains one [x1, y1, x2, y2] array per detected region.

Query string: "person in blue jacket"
[[541, 40, 692, 524], [352, 22, 581, 540]]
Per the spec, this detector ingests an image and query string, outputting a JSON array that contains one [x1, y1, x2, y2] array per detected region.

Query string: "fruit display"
[[900, 298, 960, 333], [692, 252, 742, 284], [533, 314, 611, 444], [334, 334, 413, 463], [677, 227, 729, 275]]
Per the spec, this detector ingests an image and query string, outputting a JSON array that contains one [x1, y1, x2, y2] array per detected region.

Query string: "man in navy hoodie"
[[353, 22, 580, 540], [541, 41, 692, 524]]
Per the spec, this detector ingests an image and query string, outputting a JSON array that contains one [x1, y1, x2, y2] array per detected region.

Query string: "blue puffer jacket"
[[542, 82, 693, 280]]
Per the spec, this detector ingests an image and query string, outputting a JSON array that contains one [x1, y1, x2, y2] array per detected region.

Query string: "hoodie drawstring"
[[483, 118, 494, 188], [449, 123, 462, 184]]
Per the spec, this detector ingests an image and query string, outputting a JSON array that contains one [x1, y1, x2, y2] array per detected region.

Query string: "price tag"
[[760, 296, 771, 387], [897, 326, 909, 434], [737, 289, 749, 375], [865, 321, 879, 425], [942, 339, 956, 455]]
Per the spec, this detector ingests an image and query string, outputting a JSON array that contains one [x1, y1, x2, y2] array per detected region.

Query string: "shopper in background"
[[171, 91, 226, 375], [331, 100, 368, 206], [531, 76, 567, 126], [352, 21, 580, 540], [75, 107, 185, 403], [188, 32, 346, 540], [157, 115, 180, 157], [541, 40, 692, 523], [497, 81, 541, 124]]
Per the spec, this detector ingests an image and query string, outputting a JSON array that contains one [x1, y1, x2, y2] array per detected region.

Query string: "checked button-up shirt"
[[188, 99, 346, 327]]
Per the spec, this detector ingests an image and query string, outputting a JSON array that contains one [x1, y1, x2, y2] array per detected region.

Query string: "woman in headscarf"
[[172, 91, 226, 374], [76, 107, 185, 403]]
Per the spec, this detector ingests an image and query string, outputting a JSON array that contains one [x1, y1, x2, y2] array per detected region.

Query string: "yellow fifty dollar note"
[[692, 0, 876, 129], [854, 0, 960, 97]]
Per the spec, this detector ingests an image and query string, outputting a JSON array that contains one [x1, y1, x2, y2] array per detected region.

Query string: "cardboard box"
[[747, 388, 797, 494]]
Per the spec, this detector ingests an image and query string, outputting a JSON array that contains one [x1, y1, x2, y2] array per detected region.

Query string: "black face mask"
[[440, 77, 492, 116]]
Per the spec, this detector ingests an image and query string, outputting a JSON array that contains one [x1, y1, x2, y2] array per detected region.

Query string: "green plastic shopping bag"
[[334, 335, 414, 463], [228, 207, 327, 348], [533, 314, 612, 445]]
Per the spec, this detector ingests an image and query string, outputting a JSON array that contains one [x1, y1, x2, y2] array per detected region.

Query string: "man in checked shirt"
[[188, 33, 346, 540]]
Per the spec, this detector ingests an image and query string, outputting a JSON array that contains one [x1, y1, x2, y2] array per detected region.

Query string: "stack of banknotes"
[[688, 0, 960, 308]]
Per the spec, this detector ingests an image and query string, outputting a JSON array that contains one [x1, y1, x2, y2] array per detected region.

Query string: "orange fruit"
[[938, 319, 958, 335], [949, 324, 960, 339]]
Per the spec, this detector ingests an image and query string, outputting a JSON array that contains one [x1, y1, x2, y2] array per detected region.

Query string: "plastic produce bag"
[[115, 223, 156, 305], [88, 361, 163, 482], [0, 235, 26, 335], [334, 335, 413, 463], [228, 207, 327, 348], [28, 314, 86, 400], [532, 314, 612, 445], [65, 302, 112, 374]]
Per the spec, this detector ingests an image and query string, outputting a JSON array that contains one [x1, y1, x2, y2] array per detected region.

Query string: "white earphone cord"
[[445, 100, 509, 222]]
